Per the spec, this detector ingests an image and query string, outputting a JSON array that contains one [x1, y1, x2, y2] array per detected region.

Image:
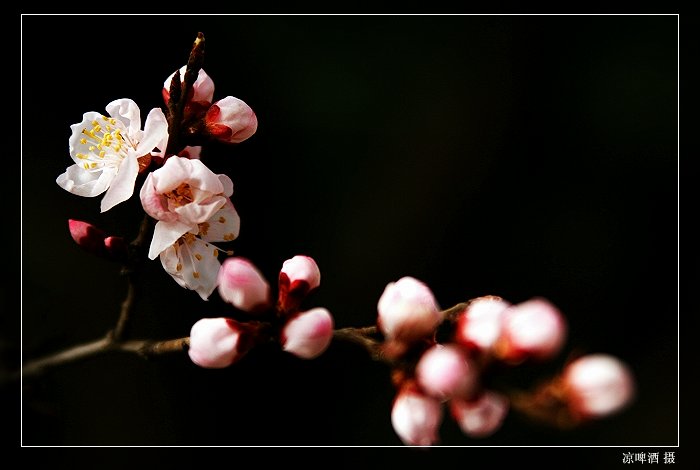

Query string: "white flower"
[[57, 99, 168, 212], [159, 200, 241, 300]]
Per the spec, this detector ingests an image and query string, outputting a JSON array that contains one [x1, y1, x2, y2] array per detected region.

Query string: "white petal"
[[174, 194, 226, 226], [161, 237, 221, 300], [218, 174, 233, 197], [57, 164, 115, 197], [100, 154, 139, 212], [106, 99, 141, 136], [149, 220, 195, 259], [140, 108, 169, 157], [200, 200, 241, 242]]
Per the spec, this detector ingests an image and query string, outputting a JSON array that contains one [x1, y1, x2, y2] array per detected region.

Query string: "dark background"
[[15, 15, 677, 448]]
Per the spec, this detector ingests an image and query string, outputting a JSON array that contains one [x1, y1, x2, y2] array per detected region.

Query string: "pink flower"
[[454, 296, 510, 354], [391, 385, 443, 446], [188, 318, 247, 368], [563, 354, 635, 419], [140, 156, 235, 260], [278, 255, 321, 313], [205, 96, 258, 144], [281, 308, 334, 359], [217, 257, 272, 312], [162, 66, 215, 106], [415, 344, 478, 401], [377, 277, 441, 344], [450, 391, 509, 438], [496, 298, 567, 362], [57, 99, 168, 212]]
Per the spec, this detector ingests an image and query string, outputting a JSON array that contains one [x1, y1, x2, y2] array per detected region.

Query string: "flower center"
[[75, 116, 133, 171], [165, 183, 194, 207]]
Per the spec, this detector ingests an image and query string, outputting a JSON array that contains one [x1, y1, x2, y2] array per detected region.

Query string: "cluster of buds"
[[377, 277, 634, 446], [188, 255, 334, 368]]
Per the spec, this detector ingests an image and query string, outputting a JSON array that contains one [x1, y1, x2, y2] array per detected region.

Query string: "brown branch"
[[20, 336, 190, 380]]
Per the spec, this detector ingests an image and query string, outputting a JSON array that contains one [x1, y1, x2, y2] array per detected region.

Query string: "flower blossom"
[[141, 156, 240, 300], [391, 384, 443, 446], [57, 99, 168, 212]]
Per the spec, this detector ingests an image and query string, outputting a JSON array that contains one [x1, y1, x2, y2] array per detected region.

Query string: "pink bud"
[[278, 255, 321, 314], [563, 354, 635, 419], [162, 66, 215, 105], [188, 318, 244, 368], [205, 96, 258, 144], [281, 308, 334, 359], [391, 385, 443, 446], [497, 298, 567, 362], [68, 219, 126, 261], [450, 391, 509, 438], [454, 296, 510, 353], [415, 344, 478, 401], [377, 277, 441, 344], [217, 257, 271, 312]]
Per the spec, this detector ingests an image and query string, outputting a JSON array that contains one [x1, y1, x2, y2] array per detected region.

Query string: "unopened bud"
[[278, 255, 321, 313], [496, 298, 567, 363], [391, 384, 443, 446], [563, 354, 635, 419], [377, 277, 441, 345], [450, 390, 509, 438], [205, 96, 258, 144], [415, 344, 478, 401], [217, 257, 271, 312], [188, 317, 250, 368], [281, 308, 334, 359]]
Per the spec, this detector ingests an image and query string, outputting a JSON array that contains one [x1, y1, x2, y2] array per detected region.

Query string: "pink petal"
[[217, 257, 271, 312]]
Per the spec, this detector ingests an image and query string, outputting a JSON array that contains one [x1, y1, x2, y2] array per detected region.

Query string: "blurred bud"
[[188, 317, 250, 368], [162, 65, 215, 106], [450, 390, 509, 438], [377, 277, 441, 345], [454, 296, 510, 354], [415, 344, 478, 401], [281, 308, 334, 359], [391, 384, 443, 446], [563, 354, 635, 419], [278, 255, 321, 314], [68, 219, 127, 261], [496, 298, 567, 363], [217, 257, 271, 312], [178, 146, 202, 160], [205, 96, 258, 144]]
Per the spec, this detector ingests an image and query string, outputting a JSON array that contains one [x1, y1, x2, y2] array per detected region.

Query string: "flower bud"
[[454, 296, 510, 354], [205, 96, 258, 144], [391, 384, 443, 446], [563, 354, 635, 419], [281, 308, 334, 359], [188, 317, 246, 368], [68, 219, 126, 261], [278, 255, 321, 313], [496, 298, 567, 362], [377, 277, 441, 344], [162, 66, 215, 106], [217, 257, 271, 312], [415, 344, 478, 401], [450, 391, 509, 438]]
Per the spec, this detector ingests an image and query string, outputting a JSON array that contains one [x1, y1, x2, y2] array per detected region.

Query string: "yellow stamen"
[[194, 253, 202, 261]]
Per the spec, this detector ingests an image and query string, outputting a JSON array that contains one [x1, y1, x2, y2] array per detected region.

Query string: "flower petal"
[[149, 220, 195, 259], [100, 153, 139, 212], [153, 157, 224, 195], [57, 163, 115, 197], [199, 199, 241, 243], [139, 107, 169, 158], [174, 194, 227, 226], [106, 98, 141, 136], [160, 236, 221, 300]]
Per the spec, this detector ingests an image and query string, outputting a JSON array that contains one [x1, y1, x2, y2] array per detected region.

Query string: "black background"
[[16, 14, 677, 449]]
